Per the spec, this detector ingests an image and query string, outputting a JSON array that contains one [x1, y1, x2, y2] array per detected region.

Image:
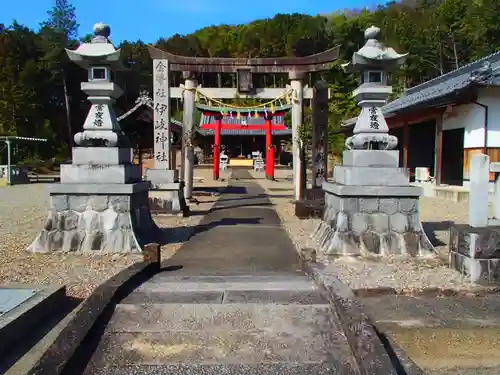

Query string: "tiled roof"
[[200, 113, 286, 127], [342, 51, 500, 126], [198, 129, 292, 136], [383, 51, 500, 114]]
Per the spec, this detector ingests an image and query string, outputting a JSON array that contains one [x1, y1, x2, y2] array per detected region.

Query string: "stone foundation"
[[312, 182, 434, 257], [28, 182, 162, 253], [449, 224, 500, 283], [145, 169, 187, 215], [149, 186, 189, 216]]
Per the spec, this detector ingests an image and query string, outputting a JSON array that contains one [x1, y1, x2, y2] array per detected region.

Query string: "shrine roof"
[[198, 129, 292, 136], [199, 112, 287, 127], [343, 50, 500, 126], [196, 103, 292, 114]]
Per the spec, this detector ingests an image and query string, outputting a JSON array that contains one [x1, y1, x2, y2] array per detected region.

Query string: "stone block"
[[361, 230, 381, 254], [72, 147, 132, 165], [449, 224, 500, 259], [335, 212, 350, 232], [359, 198, 378, 213], [109, 196, 130, 213], [338, 197, 358, 213], [368, 213, 389, 232], [50, 195, 69, 211], [450, 251, 500, 283], [398, 198, 418, 214], [48, 182, 150, 195], [342, 150, 400, 167], [333, 166, 409, 186], [351, 213, 368, 233], [60, 164, 140, 184], [389, 213, 409, 233], [379, 198, 399, 215], [68, 196, 89, 212], [28, 188, 160, 253], [145, 169, 179, 186], [322, 182, 422, 197], [382, 231, 402, 255]]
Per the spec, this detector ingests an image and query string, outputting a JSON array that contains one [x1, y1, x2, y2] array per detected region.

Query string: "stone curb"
[[353, 286, 500, 298], [25, 260, 158, 375], [302, 261, 427, 375]]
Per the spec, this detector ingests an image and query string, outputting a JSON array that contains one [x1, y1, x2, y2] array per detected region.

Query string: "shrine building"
[[194, 104, 292, 166]]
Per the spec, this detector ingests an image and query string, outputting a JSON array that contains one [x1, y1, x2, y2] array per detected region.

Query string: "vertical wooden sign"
[[312, 81, 329, 188], [153, 59, 171, 169]]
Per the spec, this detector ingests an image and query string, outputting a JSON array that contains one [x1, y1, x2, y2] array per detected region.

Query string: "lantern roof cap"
[[342, 26, 407, 73], [65, 22, 124, 69]]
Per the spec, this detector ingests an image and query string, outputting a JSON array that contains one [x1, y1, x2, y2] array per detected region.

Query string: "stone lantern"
[[312, 26, 434, 258], [342, 26, 407, 151], [28, 23, 160, 253]]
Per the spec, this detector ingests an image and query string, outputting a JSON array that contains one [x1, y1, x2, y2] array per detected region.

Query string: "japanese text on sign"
[[153, 59, 171, 169], [369, 107, 379, 130], [93, 104, 104, 127]]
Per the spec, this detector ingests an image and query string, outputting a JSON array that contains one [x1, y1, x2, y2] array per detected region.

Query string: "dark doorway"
[[441, 128, 464, 185], [408, 121, 436, 181]]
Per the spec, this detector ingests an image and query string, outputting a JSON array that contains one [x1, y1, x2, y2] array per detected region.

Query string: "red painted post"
[[268, 145, 275, 180], [213, 117, 222, 180], [265, 116, 273, 180]]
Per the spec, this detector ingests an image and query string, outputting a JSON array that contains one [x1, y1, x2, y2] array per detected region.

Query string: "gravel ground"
[[251, 170, 488, 293], [0, 169, 227, 299]]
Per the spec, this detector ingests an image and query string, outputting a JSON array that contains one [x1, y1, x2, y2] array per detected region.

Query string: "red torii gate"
[[196, 104, 292, 180]]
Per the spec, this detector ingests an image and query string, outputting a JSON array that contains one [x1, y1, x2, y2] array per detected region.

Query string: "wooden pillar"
[[403, 122, 409, 169], [213, 116, 222, 180], [435, 116, 443, 185], [265, 116, 274, 180]]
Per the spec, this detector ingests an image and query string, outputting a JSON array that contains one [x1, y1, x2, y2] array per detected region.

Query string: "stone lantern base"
[[28, 182, 163, 253], [312, 150, 435, 257]]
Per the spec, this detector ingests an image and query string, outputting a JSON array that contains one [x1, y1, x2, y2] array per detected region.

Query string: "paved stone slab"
[[222, 290, 327, 304], [120, 291, 224, 305], [86, 362, 358, 375], [87, 327, 353, 367], [109, 304, 333, 333], [135, 280, 316, 293], [147, 272, 309, 283], [362, 295, 500, 328]]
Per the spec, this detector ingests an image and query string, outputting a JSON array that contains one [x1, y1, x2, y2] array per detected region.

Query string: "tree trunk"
[[63, 75, 72, 149]]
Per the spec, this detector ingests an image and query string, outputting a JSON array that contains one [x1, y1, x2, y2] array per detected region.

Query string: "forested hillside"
[[1, 0, 499, 160]]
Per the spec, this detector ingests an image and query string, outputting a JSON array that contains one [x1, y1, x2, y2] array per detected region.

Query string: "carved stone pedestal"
[[28, 182, 163, 253], [145, 169, 188, 216], [313, 150, 434, 257], [449, 224, 500, 283]]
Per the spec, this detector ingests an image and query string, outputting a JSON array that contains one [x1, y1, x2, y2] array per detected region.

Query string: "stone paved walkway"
[[82, 170, 359, 375], [362, 294, 500, 375]]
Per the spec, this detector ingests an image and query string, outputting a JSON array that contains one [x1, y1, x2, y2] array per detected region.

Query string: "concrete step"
[[89, 330, 351, 366], [135, 280, 317, 293], [120, 289, 327, 304], [86, 362, 356, 375], [146, 272, 309, 283], [109, 303, 334, 333]]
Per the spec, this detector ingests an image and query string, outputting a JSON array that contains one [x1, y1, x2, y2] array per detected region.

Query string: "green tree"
[[39, 0, 79, 150]]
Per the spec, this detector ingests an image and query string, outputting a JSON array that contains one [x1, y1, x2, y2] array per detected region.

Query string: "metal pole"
[[6, 140, 11, 185]]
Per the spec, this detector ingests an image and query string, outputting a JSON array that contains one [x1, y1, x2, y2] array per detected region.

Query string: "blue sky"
[[2, 0, 386, 44]]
